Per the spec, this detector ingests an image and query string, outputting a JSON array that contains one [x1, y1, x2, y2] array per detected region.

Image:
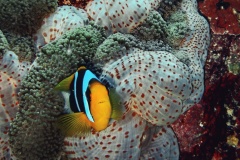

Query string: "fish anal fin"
[[54, 74, 74, 91], [109, 88, 123, 120], [56, 112, 92, 137]]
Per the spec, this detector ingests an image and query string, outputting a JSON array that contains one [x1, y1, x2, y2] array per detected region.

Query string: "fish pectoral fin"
[[109, 88, 123, 120], [54, 74, 74, 91], [56, 112, 91, 137]]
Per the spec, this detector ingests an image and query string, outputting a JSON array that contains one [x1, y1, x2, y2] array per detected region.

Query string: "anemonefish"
[[54, 66, 122, 137]]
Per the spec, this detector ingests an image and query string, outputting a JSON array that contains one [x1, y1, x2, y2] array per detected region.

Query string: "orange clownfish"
[[54, 66, 122, 137]]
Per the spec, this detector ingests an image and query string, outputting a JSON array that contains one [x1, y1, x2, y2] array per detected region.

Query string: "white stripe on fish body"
[[73, 71, 81, 112], [82, 70, 100, 122]]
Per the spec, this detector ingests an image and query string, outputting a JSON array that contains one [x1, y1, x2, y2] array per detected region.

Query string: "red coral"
[[198, 0, 240, 35], [172, 33, 240, 159]]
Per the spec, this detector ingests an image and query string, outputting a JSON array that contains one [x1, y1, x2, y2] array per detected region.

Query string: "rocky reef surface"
[[171, 0, 240, 159]]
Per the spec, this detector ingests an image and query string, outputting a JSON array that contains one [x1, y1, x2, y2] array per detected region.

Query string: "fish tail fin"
[[109, 88, 123, 120], [56, 112, 92, 137], [54, 74, 74, 91]]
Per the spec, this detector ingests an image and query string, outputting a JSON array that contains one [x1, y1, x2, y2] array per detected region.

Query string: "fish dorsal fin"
[[109, 88, 123, 120], [54, 66, 86, 91], [56, 112, 92, 137], [77, 66, 86, 71], [54, 74, 74, 91]]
